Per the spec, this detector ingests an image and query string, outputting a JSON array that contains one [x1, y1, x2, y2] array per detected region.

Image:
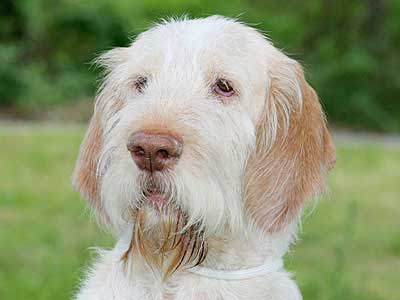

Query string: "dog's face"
[[73, 16, 335, 272]]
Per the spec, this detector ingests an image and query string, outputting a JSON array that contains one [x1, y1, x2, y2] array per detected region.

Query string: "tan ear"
[[72, 47, 129, 218], [244, 60, 336, 233], [72, 109, 104, 215]]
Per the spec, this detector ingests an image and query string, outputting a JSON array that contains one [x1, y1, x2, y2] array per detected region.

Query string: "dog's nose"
[[127, 131, 183, 172]]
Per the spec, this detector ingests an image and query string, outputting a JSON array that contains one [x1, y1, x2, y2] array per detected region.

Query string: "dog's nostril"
[[133, 146, 146, 157], [156, 149, 169, 160]]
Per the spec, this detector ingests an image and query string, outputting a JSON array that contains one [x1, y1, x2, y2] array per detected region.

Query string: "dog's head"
[[73, 16, 335, 272]]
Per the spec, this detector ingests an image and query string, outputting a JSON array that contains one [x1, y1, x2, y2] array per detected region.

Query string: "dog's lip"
[[144, 188, 167, 209]]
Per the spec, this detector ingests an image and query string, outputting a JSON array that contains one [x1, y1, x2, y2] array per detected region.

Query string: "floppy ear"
[[72, 109, 104, 215], [244, 59, 336, 233], [72, 47, 129, 220]]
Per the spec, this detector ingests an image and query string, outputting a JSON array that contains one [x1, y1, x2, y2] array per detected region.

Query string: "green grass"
[[1, 124, 399, 300]]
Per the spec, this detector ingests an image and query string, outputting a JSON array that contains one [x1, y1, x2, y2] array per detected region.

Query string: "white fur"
[[76, 228, 301, 300], [75, 16, 309, 300]]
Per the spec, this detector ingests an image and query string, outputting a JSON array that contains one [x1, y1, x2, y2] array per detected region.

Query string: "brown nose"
[[127, 131, 183, 172]]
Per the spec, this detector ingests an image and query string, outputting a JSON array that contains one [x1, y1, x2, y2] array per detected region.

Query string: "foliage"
[[1, 0, 400, 131]]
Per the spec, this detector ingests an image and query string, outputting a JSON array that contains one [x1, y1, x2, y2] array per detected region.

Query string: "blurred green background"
[[1, 0, 400, 131], [1, 1, 399, 300]]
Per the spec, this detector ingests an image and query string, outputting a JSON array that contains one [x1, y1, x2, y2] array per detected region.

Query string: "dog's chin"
[[139, 192, 176, 228], [145, 192, 167, 210], [142, 187, 171, 214], [122, 183, 208, 277]]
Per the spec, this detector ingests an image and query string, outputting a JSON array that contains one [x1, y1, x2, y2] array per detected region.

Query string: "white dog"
[[73, 16, 335, 300]]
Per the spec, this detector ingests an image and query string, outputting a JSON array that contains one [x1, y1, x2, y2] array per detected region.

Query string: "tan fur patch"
[[244, 62, 335, 233], [122, 208, 207, 280], [72, 112, 104, 215]]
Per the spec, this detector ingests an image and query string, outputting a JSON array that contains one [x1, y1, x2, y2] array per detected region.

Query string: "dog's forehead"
[[131, 17, 268, 74]]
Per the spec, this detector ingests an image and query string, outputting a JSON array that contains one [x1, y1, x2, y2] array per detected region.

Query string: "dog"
[[73, 16, 335, 300]]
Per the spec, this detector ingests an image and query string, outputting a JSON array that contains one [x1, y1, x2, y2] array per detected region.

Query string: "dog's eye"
[[134, 76, 148, 93], [213, 79, 235, 97]]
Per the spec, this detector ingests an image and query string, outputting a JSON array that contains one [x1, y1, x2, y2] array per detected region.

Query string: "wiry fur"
[[72, 16, 335, 300]]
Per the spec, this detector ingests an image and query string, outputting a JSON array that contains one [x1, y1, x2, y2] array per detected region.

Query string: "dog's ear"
[[72, 47, 129, 220], [72, 108, 104, 216], [244, 58, 335, 233]]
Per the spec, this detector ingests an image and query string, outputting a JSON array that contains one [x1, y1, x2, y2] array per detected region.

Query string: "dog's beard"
[[122, 177, 208, 278]]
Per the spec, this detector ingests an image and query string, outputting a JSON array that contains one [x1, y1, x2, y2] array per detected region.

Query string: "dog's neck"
[[117, 223, 296, 278], [200, 226, 295, 271]]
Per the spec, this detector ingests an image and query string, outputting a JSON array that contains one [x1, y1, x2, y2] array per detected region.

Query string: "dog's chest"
[[136, 274, 270, 300], [76, 257, 300, 300]]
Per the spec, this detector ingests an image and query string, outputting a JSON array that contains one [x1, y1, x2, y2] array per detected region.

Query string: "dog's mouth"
[[143, 181, 169, 210], [144, 188, 167, 209]]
